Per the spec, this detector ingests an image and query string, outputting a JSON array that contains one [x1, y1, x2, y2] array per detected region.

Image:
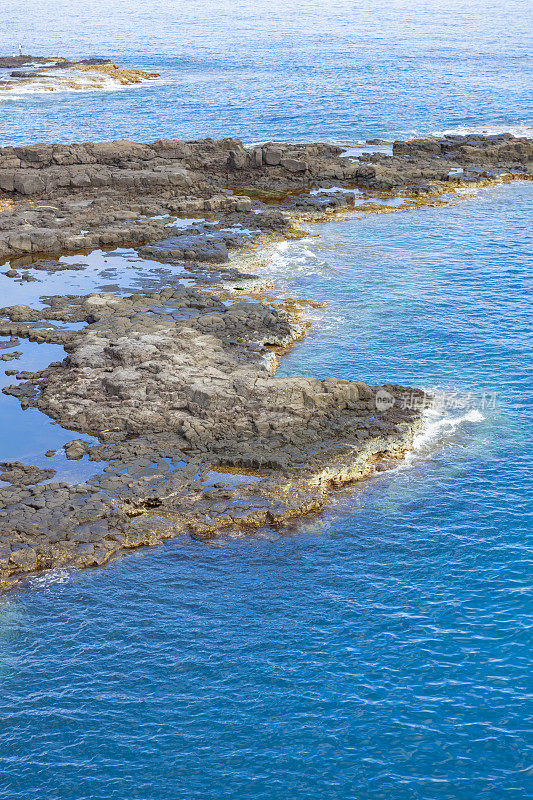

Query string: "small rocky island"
[[0, 54, 158, 92], [0, 132, 531, 587]]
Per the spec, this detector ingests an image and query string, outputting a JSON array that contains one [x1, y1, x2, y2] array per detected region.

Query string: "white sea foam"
[[412, 408, 485, 452], [239, 239, 336, 302], [430, 122, 533, 140], [26, 568, 72, 588], [0, 68, 157, 100], [386, 406, 485, 475]]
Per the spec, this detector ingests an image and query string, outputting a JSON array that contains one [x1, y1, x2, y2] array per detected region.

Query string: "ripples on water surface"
[[0, 1, 532, 797], [1, 182, 531, 800], [0, 0, 531, 144]]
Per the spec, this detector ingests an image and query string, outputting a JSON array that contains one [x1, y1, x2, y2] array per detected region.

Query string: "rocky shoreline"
[[0, 54, 158, 94], [0, 132, 531, 588]]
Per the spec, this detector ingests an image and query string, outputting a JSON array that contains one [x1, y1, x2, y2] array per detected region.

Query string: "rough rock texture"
[[0, 54, 159, 95], [0, 133, 530, 264], [0, 282, 430, 588], [0, 132, 531, 588], [0, 462, 56, 485]]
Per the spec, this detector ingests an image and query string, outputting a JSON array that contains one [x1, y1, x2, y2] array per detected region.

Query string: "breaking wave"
[[430, 122, 533, 139]]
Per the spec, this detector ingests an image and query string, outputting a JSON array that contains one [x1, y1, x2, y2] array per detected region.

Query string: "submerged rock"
[[0, 54, 159, 98]]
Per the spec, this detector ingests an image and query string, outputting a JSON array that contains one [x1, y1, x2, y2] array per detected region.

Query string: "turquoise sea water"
[[1, 2, 532, 798]]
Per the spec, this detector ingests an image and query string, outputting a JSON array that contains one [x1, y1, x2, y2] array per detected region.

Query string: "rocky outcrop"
[[0, 138, 342, 200], [0, 131, 531, 588], [0, 461, 56, 485], [392, 133, 533, 164], [0, 133, 530, 264], [0, 55, 159, 95], [0, 282, 429, 587], [0, 133, 530, 202]]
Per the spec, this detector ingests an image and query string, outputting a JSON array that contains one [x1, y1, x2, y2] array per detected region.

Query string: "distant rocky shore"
[[0, 54, 158, 93], [0, 132, 531, 588]]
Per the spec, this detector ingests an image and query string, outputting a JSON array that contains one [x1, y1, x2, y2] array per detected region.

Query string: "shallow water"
[[0, 247, 194, 481], [0, 2, 532, 798]]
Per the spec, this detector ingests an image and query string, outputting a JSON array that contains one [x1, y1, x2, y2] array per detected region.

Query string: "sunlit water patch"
[[0, 338, 99, 480], [0, 0, 531, 144], [0, 247, 194, 481], [1, 247, 192, 307]]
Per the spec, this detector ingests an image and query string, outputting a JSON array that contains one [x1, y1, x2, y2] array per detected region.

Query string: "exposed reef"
[[0, 132, 530, 263], [0, 132, 531, 588], [0, 54, 158, 94], [0, 284, 429, 585]]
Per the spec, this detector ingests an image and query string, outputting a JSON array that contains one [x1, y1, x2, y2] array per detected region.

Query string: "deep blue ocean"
[[0, 2, 532, 799]]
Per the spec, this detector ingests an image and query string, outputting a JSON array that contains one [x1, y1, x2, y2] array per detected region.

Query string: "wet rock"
[[140, 234, 229, 263], [0, 462, 56, 485], [0, 133, 528, 265], [63, 439, 91, 460], [0, 130, 529, 587]]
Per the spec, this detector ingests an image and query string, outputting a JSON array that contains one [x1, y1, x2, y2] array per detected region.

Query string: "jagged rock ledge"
[[0, 132, 531, 588], [0, 283, 431, 588], [0, 132, 531, 263]]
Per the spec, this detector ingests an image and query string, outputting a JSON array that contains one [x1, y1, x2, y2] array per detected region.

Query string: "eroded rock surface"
[[0, 54, 159, 96], [0, 132, 531, 587], [0, 279, 429, 587], [0, 133, 530, 264], [0, 461, 56, 485]]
